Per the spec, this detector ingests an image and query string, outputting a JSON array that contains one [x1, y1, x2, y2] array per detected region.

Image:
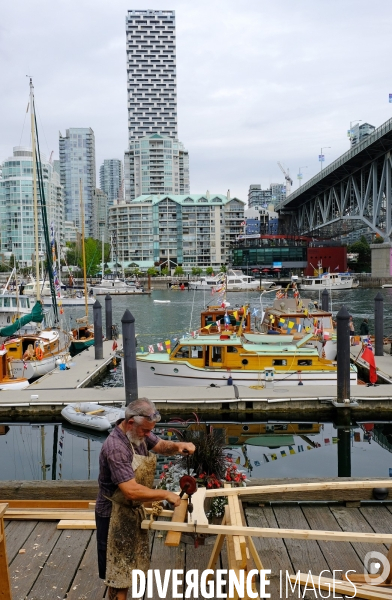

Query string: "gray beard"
[[126, 430, 144, 447]]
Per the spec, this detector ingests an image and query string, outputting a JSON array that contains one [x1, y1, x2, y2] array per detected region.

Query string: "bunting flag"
[[148, 345, 154, 353], [140, 346, 144, 353], [271, 453, 278, 461], [305, 326, 312, 333], [157, 342, 164, 351], [217, 320, 221, 333], [235, 457, 241, 464], [280, 450, 287, 458], [269, 314, 274, 321], [307, 446, 312, 450], [254, 460, 261, 467], [324, 438, 331, 445], [288, 321, 294, 330], [233, 311, 239, 321], [172, 338, 178, 344], [263, 454, 269, 463], [289, 446, 295, 455], [252, 308, 259, 316], [164, 340, 171, 353], [279, 318, 286, 325], [332, 437, 339, 444], [354, 432, 361, 442], [361, 344, 378, 384], [296, 324, 303, 333], [298, 445, 304, 452]]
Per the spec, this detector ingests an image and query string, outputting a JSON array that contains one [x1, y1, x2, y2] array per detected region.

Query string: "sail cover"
[[0, 301, 44, 337]]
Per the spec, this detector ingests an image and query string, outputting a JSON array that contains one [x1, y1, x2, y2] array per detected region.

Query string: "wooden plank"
[[188, 487, 208, 525], [0, 480, 98, 500], [206, 515, 226, 572], [27, 529, 93, 599], [64, 532, 106, 600], [332, 506, 387, 562], [58, 520, 96, 530], [3, 521, 37, 564], [228, 494, 247, 568], [142, 520, 392, 544], [9, 521, 62, 599], [6, 509, 95, 521], [289, 574, 392, 600], [302, 506, 365, 578], [165, 498, 188, 547], [0, 504, 11, 600], [205, 480, 392, 498], [225, 504, 241, 600], [2, 500, 93, 509], [240, 506, 263, 573]]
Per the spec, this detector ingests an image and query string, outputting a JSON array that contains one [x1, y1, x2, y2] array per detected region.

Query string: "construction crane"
[[277, 162, 293, 196], [48, 150, 54, 164]]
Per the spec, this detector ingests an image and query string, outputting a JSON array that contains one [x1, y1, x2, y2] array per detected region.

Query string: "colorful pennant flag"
[[164, 340, 171, 353], [271, 454, 277, 461], [296, 324, 303, 333], [157, 342, 164, 351], [354, 432, 361, 442], [298, 445, 304, 452], [288, 321, 294, 329], [148, 345, 154, 353], [289, 446, 295, 455], [324, 438, 331, 445], [235, 457, 241, 464], [332, 437, 339, 444], [280, 450, 287, 457]]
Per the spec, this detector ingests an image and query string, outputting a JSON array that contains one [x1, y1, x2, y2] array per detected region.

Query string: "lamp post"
[[348, 120, 362, 147], [320, 147, 331, 172], [297, 166, 308, 187]]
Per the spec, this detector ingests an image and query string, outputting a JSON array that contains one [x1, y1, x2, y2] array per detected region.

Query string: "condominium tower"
[[124, 10, 189, 200], [99, 159, 123, 207], [59, 128, 96, 237]]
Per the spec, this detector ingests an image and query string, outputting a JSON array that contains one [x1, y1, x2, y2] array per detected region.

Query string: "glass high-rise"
[[124, 10, 189, 200], [99, 159, 123, 207], [59, 128, 96, 237], [0, 147, 63, 266]]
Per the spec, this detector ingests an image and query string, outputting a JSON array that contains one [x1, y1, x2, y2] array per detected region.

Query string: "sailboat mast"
[[102, 234, 104, 280], [80, 179, 88, 317], [29, 78, 41, 301]]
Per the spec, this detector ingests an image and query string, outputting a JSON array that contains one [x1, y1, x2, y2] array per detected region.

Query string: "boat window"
[[12, 298, 17, 307], [274, 424, 288, 431], [272, 359, 287, 366], [175, 346, 191, 359], [191, 345, 203, 358], [212, 347, 222, 362], [227, 346, 239, 353], [4, 298, 10, 307], [0, 299, 2, 307], [298, 359, 312, 366]]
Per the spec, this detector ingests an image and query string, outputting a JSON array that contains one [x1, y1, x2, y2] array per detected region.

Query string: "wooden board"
[[149, 517, 185, 597], [9, 521, 63, 599], [5, 509, 95, 521], [64, 531, 106, 600], [205, 480, 392, 499], [165, 499, 188, 547], [0, 480, 98, 500], [141, 520, 392, 544], [58, 520, 96, 530], [0, 503, 11, 600], [2, 520, 38, 564], [188, 486, 208, 525], [2, 500, 93, 509], [27, 529, 93, 600], [331, 506, 387, 561]]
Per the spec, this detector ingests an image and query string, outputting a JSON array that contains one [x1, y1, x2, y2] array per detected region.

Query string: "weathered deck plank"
[[331, 506, 387, 560], [10, 521, 62, 600], [27, 529, 92, 600], [148, 518, 185, 600], [4, 521, 38, 564], [65, 532, 106, 600]]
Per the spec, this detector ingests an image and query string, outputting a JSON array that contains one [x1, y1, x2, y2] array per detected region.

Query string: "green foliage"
[[374, 235, 384, 244], [147, 267, 158, 276], [348, 235, 371, 272], [191, 266, 202, 276], [65, 238, 110, 277], [174, 424, 227, 479], [205, 266, 214, 276], [173, 266, 184, 276], [220, 264, 227, 273], [161, 267, 169, 276]]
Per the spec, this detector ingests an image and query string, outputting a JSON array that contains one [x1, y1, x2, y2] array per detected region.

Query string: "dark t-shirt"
[[95, 420, 159, 517]]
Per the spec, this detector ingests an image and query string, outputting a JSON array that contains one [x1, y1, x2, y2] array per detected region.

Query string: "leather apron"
[[104, 443, 157, 589]]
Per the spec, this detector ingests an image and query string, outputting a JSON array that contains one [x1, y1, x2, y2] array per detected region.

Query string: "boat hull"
[[137, 357, 357, 387], [0, 379, 30, 391], [41, 296, 95, 306], [61, 403, 125, 431]]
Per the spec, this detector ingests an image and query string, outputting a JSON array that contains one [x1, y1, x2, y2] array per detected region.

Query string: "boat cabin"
[[169, 334, 335, 372], [259, 297, 334, 337], [200, 306, 251, 334]]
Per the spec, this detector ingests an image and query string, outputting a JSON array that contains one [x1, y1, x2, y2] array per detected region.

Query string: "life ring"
[[36, 346, 44, 361]]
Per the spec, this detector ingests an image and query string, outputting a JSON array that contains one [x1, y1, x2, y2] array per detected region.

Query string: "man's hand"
[[165, 491, 181, 507], [177, 442, 196, 455]]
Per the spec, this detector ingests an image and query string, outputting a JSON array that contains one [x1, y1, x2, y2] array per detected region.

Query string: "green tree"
[[161, 267, 169, 276], [174, 266, 184, 276], [220, 264, 227, 273], [205, 266, 214, 276], [147, 267, 158, 276], [191, 266, 202, 276], [348, 236, 371, 272]]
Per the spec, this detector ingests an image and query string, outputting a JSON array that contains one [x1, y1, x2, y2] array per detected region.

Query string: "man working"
[[95, 397, 195, 600]]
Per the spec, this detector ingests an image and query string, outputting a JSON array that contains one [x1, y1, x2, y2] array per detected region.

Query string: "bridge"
[[277, 117, 392, 241]]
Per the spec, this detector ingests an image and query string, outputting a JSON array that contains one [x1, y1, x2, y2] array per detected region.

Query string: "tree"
[[348, 236, 371, 272], [64, 238, 110, 276], [161, 267, 169, 276], [147, 267, 158, 276], [205, 267, 214, 276], [174, 266, 184, 276], [220, 264, 227, 273], [191, 266, 202, 276]]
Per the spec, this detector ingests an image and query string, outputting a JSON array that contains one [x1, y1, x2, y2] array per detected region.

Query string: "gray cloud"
[[1, 0, 391, 202]]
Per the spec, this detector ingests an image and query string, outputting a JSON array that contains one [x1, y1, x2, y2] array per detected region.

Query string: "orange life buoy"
[[36, 346, 44, 361]]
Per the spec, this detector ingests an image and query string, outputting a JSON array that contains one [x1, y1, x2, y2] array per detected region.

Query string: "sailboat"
[[4, 79, 72, 380], [70, 180, 95, 355]]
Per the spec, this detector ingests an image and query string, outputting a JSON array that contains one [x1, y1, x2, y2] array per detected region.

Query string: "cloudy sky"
[[1, 0, 391, 202]]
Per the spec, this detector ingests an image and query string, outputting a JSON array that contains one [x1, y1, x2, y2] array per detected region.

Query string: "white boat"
[[189, 270, 273, 291], [0, 294, 32, 329], [41, 293, 95, 306], [92, 278, 146, 295], [0, 348, 30, 391], [300, 272, 359, 291], [153, 300, 171, 304], [382, 284, 392, 288], [61, 402, 125, 432]]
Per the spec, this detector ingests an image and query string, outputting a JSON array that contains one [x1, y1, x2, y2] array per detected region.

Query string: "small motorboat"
[[61, 402, 125, 432], [153, 300, 171, 303]]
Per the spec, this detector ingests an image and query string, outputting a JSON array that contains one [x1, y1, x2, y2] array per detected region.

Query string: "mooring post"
[[93, 300, 103, 359], [336, 306, 350, 403], [374, 292, 384, 357], [122, 309, 138, 406], [321, 288, 329, 311], [105, 294, 113, 340]]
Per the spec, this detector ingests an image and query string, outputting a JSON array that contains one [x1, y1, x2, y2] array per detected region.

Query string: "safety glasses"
[[132, 411, 161, 423]]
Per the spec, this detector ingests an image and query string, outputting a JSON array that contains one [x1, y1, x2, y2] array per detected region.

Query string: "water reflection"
[[0, 417, 391, 482]]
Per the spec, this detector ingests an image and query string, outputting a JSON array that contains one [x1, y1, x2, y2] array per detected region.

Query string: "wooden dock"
[[351, 343, 392, 385], [4, 497, 392, 599]]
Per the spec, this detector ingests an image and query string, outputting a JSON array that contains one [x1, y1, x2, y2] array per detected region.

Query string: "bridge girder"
[[286, 152, 392, 240]]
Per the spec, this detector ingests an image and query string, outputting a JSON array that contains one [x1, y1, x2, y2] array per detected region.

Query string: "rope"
[[148, 501, 163, 528]]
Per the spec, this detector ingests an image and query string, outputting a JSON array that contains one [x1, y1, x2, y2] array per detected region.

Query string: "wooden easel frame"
[[0, 503, 11, 600]]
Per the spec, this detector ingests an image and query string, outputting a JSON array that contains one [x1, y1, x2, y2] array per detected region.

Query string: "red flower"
[[163, 464, 169, 470], [207, 483, 212, 488], [199, 473, 205, 479]]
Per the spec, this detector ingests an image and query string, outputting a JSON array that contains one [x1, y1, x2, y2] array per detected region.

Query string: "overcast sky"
[[1, 0, 391, 203]]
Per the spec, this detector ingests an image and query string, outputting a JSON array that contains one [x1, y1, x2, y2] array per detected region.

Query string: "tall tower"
[[124, 10, 189, 200], [99, 159, 123, 207], [126, 10, 177, 140], [59, 127, 96, 237]]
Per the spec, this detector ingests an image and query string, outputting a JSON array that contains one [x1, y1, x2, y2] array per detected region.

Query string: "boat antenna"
[[80, 179, 89, 318]]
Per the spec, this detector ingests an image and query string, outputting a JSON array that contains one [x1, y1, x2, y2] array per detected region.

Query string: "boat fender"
[[36, 346, 44, 361]]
